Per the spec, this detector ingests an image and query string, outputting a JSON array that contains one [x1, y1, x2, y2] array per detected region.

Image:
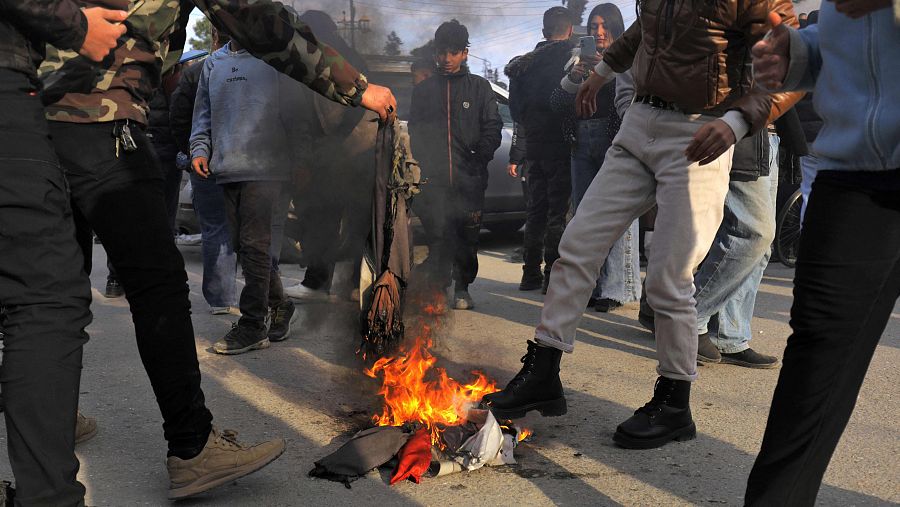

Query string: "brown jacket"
[[603, 0, 772, 136], [766, 0, 805, 124]]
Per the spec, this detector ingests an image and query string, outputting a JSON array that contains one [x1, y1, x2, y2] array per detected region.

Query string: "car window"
[[498, 102, 512, 126]]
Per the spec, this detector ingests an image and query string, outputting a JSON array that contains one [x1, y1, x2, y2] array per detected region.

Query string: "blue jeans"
[[571, 118, 641, 304], [190, 172, 237, 308], [694, 133, 780, 353]]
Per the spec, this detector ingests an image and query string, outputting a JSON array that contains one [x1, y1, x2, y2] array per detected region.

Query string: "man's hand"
[[751, 12, 790, 90], [575, 72, 609, 118], [78, 7, 127, 62], [507, 163, 519, 178], [684, 119, 737, 166], [360, 83, 398, 122], [832, 0, 891, 18], [192, 156, 210, 178]]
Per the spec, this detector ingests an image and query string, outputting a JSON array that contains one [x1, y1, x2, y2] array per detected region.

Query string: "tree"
[[410, 40, 435, 60], [384, 31, 403, 56], [188, 16, 213, 51], [562, 0, 589, 25]]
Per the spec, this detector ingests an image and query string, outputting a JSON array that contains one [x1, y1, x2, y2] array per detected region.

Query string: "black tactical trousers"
[[49, 120, 213, 458], [523, 158, 571, 275], [221, 181, 287, 327], [746, 170, 900, 505], [0, 69, 90, 506], [415, 186, 483, 290]]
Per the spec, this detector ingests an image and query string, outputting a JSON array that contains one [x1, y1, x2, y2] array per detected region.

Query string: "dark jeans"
[[414, 186, 483, 290], [155, 142, 181, 236], [49, 120, 213, 458], [524, 158, 571, 274], [745, 170, 900, 506], [190, 172, 237, 308], [222, 181, 287, 327], [0, 69, 90, 505]]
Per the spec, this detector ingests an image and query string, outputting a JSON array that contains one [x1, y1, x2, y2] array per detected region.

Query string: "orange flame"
[[364, 326, 499, 446]]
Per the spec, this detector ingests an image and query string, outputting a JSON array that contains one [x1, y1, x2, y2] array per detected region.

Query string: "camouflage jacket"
[[40, 0, 367, 124]]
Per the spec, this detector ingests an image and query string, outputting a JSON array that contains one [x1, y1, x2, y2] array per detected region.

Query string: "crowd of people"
[[0, 0, 897, 505]]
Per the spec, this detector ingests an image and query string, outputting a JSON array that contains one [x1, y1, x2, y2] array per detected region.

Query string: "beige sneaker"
[[166, 427, 286, 500], [75, 411, 98, 445]]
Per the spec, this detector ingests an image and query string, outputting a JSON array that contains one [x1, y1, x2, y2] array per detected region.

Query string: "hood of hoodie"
[[505, 40, 573, 79]]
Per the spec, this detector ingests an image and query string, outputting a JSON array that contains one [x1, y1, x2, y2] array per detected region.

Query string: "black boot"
[[482, 340, 567, 419], [519, 267, 543, 291], [613, 376, 696, 449], [541, 269, 551, 295]]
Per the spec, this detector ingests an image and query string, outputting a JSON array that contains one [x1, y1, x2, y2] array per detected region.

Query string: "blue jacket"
[[190, 43, 304, 184], [783, 4, 899, 171]]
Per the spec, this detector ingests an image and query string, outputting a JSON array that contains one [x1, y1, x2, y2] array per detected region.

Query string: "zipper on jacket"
[[447, 80, 453, 186], [865, 17, 887, 168]]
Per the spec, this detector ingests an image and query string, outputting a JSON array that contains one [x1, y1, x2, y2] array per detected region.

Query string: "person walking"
[[506, 7, 575, 294], [0, 2, 123, 503], [550, 3, 641, 312], [483, 0, 773, 449], [191, 37, 302, 353], [408, 20, 503, 310], [747, 5, 899, 504]]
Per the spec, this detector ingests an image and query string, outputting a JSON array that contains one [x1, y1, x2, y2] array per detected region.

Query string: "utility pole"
[[349, 0, 356, 50]]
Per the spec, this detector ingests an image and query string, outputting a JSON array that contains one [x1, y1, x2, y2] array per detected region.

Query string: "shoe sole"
[[213, 338, 270, 355], [613, 422, 696, 450], [168, 440, 286, 500], [697, 353, 721, 364], [269, 309, 300, 343], [487, 397, 567, 420], [75, 426, 98, 445], [720, 356, 780, 369], [518, 284, 542, 291]]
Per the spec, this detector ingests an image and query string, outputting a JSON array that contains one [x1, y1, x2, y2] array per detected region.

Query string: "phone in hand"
[[122, 0, 146, 21], [579, 36, 597, 59]]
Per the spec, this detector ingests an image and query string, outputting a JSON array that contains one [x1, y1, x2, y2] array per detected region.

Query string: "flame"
[[517, 428, 533, 442], [364, 324, 499, 446]]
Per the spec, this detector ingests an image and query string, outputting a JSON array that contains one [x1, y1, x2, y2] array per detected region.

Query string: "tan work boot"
[[166, 427, 286, 500], [75, 411, 98, 444]]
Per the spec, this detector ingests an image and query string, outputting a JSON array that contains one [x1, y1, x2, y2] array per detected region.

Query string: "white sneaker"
[[283, 283, 328, 301], [210, 306, 241, 316], [175, 233, 202, 246]]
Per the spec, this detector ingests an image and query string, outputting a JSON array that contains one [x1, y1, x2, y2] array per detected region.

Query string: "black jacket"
[[408, 68, 502, 202], [505, 40, 574, 161], [0, 0, 87, 80], [169, 61, 204, 154]]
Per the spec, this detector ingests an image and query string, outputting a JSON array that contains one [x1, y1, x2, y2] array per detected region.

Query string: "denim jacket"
[[780, 4, 900, 171]]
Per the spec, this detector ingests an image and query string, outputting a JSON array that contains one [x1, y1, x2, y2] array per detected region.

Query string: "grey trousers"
[[535, 103, 733, 382]]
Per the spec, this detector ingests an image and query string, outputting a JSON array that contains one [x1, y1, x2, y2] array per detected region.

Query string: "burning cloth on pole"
[[358, 118, 420, 360]]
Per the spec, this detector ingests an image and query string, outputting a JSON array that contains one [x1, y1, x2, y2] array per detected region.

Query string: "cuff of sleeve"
[[56, 10, 88, 52], [720, 110, 750, 141], [593, 61, 616, 81], [191, 145, 210, 160], [343, 73, 368, 107], [560, 75, 581, 94], [780, 27, 810, 92]]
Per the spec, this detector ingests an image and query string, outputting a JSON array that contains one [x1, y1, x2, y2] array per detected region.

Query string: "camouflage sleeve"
[[192, 0, 367, 106], [1, 0, 87, 51]]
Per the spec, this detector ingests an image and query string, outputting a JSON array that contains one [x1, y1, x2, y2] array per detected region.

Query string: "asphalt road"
[[1, 233, 897, 506]]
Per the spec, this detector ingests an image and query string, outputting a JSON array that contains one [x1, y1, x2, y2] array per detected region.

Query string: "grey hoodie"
[[190, 43, 304, 184]]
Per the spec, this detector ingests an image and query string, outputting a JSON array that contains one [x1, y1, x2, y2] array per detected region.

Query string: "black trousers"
[[49, 120, 213, 457], [222, 181, 286, 327], [0, 69, 90, 506], [414, 185, 483, 290], [523, 158, 571, 274], [745, 170, 900, 505]]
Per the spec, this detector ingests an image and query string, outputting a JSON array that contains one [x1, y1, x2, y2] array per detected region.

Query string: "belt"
[[635, 95, 680, 111]]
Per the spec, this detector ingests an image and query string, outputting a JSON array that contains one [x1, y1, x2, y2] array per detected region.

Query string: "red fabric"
[[390, 428, 432, 485]]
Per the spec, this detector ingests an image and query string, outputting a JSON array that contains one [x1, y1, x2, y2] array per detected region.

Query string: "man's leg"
[[746, 172, 900, 505], [0, 70, 90, 505], [451, 191, 483, 310], [712, 138, 780, 366], [483, 105, 657, 420], [190, 172, 237, 310], [413, 187, 453, 290], [50, 121, 213, 457], [542, 158, 572, 281], [521, 160, 549, 290]]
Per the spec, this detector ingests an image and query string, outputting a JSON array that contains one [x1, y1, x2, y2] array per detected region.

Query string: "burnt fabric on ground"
[[390, 427, 432, 485], [309, 426, 411, 487]]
